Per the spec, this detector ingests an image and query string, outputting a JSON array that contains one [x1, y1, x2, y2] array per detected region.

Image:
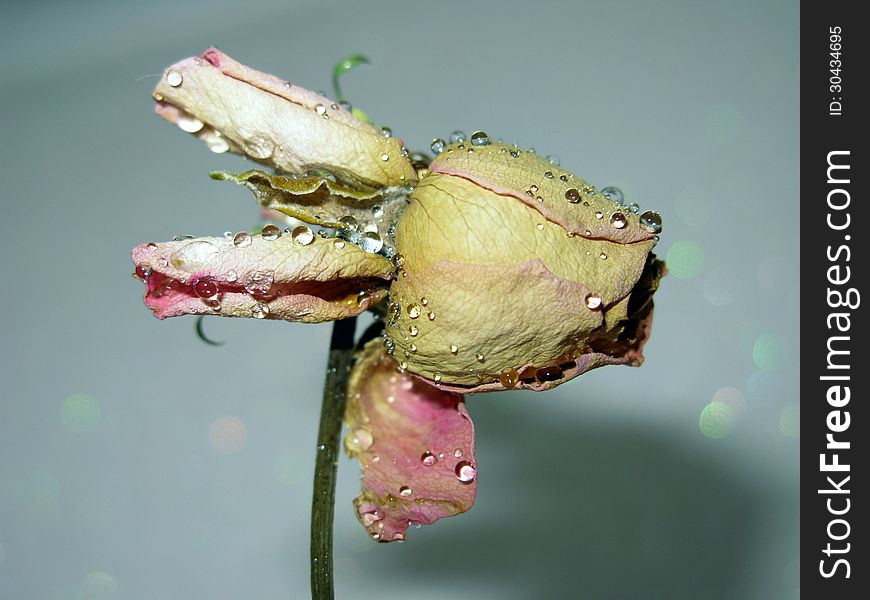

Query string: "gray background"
[[0, 0, 799, 598]]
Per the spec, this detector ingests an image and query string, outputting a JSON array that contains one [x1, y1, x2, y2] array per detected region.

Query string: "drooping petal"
[[131, 230, 392, 322], [429, 141, 655, 243], [152, 48, 416, 190], [344, 340, 476, 542], [211, 170, 409, 231]]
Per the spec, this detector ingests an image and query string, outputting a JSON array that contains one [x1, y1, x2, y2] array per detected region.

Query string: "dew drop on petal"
[[157, 257, 168, 268], [147, 242, 158, 251], [433, 373, 442, 383], [470, 131, 490, 146], [450, 344, 459, 354], [380, 126, 392, 138], [233, 232, 252, 248], [499, 368, 520, 388], [252, 303, 270, 319], [177, 114, 204, 133], [287, 226, 312, 246], [333, 240, 346, 249], [407, 304, 421, 319], [166, 69, 183, 87], [339, 216, 359, 231], [359, 231, 383, 253], [639, 210, 663, 234], [193, 277, 219, 298], [599, 252, 608, 260], [585, 293, 602, 310], [455, 460, 476, 483], [409, 325, 418, 336], [261, 224, 281, 240], [430, 138, 446, 154], [476, 353, 485, 363], [453, 448, 463, 457], [399, 486, 413, 497], [134, 264, 152, 280], [601, 186, 624, 205], [349, 428, 374, 451], [546, 155, 560, 165], [450, 130, 466, 143], [609, 212, 627, 229], [565, 188, 581, 203], [314, 103, 327, 116], [421, 451, 438, 466]]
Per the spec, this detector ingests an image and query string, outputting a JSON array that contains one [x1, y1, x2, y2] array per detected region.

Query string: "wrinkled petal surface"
[[429, 142, 654, 243], [211, 169, 409, 231], [152, 48, 416, 190], [344, 340, 476, 542], [131, 231, 392, 322]]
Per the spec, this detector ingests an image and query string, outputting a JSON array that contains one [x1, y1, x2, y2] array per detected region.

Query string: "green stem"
[[310, 317, 357, 599]]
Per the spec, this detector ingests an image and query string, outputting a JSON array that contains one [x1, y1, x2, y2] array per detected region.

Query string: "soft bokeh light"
[[60, 393, 102, 434], [699, 401, 736, 438], [713, 386, 747, 416], [752, 333, 788, 370], [209, 416, 248, 454], [665, 241, 704, 279], [779, 403, 800, 438]]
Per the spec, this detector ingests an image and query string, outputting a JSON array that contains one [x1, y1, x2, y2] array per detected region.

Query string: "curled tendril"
[[195, 316, 225, 346], [331, 54, 372, 123]]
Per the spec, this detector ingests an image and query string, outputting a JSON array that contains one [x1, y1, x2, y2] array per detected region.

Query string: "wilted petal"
[[344, 340, 476, 542], [211, 170, 408, 230], [131, 231, 392, 322], [429, 141, 654, 244], [152, 48, 416, 190]]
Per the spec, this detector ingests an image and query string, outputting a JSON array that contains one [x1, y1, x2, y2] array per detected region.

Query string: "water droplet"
[[245, 270, 274, 295], [359, 231, 383, 253], [565, 188, 581, 203], [421, 451, 438, 466], [450, 344, 459, 354], [333, 240, 346, 249], [499, 368, 520, 388], [226, 270, 238, 282], [193, 277, 219, 298], [171, 240, 221, 270], [430, 138, 446, 154], [509, 149, 519, 158], [627, 203, 640, 214], [409, 325, 418, 336], [409, 343, 417, 352], [546, 155, 560, 165], [609, 212, 627, 229], [425, 311, 435, 321], [453, 448, 463, 457], [420, 297, 429, 306], [288, 225, 313, 246], [177, 114, 204, 133], [134, 264, 152, 279], [380, 153, 389, 162], [536, 223, 545, 231], [233, 232, 252, 247], [252, 303, 270, 319], [147, 242, 158, 251], [450, 130, 466, 143], [314, 103, 326, 116], [339, 215, 359, 231], [599, 187, 622, 205], [639, 210, 663, 234], [407, 304, 421, 319], [455, 460, 476, 483], [157, 257, 168, 268], [392, 253, 406, 268], [380, 126, 392, 138], [207, 134, 230, 154], [476, 353, 485, 363], [349, 428, 374, 451], [260, 224, 281, 240], [433, 373, 442, 383], [585, 293, 602, 310], [544, 171, 554, 179], [599, 252, 607, 260], [166, 69, 183, 87], [372, 205, 385, 218], [245, 136, 274, 159], [470, 131, 490, 146], [536, 365, 563, 382], [399, 485, 413, 497]]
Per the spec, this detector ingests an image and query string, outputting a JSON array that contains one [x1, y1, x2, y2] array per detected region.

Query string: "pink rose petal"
[[344, 341, 476, 542]]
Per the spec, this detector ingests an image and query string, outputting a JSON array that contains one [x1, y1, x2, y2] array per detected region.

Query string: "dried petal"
[[152, 48, 416, 190], [131, 233, 392, 322], [429, 142, 654, 243], [211, 170, 408, 230], [344, 340, 476, 542]]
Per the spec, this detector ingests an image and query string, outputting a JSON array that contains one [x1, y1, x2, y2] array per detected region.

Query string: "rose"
[[133, 49, 665, 542]]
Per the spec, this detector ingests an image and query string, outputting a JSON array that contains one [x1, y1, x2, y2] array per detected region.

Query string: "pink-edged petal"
[[429, 141, 654, 243], [131, 231, 392, 322], [344, 340, 476, 542], [152, 48, 416, 190]]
